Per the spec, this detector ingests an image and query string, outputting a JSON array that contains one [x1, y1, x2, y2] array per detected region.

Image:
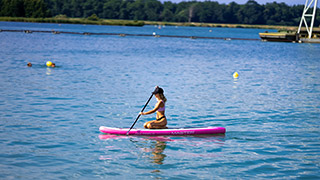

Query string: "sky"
[[159, 0, 307, 6]]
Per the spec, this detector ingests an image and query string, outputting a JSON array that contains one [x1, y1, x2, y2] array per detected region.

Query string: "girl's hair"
[[159, 93, 167, 103]]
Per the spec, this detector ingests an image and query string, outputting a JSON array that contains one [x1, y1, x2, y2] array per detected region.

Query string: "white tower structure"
[[298, 0, 318, 38]]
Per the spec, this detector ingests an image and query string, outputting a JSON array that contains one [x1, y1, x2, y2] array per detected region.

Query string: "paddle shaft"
[[126, 93, 153, 135]]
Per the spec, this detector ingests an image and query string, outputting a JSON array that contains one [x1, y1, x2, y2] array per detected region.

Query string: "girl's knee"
[[147, 123, 152, 129]]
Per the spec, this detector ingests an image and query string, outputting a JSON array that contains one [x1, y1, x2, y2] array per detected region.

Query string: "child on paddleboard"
[[140, 86, 167, 129]]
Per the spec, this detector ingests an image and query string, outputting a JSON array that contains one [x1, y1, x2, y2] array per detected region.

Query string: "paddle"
[[126, 87, 157, 135]]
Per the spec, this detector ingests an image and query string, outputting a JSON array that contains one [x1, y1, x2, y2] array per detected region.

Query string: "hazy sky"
[[159, 0, 307, 6]]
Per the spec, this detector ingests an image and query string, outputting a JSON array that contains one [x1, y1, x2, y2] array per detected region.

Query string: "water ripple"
[[0, 22, 320, 179]]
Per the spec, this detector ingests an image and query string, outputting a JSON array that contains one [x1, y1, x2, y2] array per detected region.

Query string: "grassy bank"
[[1, 16, 318, 32], [145, 21, 300, 31], [0, 17, 145, 26]]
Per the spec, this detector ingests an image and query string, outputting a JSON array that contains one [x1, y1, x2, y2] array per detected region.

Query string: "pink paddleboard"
[[99, 126, 226, 136]]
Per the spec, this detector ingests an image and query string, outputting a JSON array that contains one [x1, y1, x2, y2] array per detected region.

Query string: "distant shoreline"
[[1, 16, 316, 32]]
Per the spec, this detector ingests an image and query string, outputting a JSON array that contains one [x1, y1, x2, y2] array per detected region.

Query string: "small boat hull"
[[259, 32, 298, 42]]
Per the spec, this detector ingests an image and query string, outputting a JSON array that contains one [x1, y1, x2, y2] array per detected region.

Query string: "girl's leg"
[[144, 120, 157, 128], [147, 124, 167, 129], [147, 120, 167, 129], [144, 121, 151, 128]]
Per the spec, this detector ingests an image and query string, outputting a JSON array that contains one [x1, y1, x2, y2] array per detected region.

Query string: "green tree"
[[24, 0, 48, 18], [87, 13, 99, 21], [70, 0, 84, 17], [224, 2, 240, 23], [194, 1, 221, 23], [160, 1, 176, 22], [291, 4, 304, 25], [119, 1, 129, 20], [144, 0, 162, 21], [236, 0, 264, 24], [173, 2, 190, 22], [46, 0, 63, 17], [160, 8, 174, 22], [0, 0, 25, 17], [61, 0, 72, 17], [103, 0, 121, 19], [127, 0, 146, 20], [83, 0, 96, 18]]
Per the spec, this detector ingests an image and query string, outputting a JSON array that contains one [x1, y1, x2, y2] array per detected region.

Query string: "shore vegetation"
[[0, 0, 319, 30]]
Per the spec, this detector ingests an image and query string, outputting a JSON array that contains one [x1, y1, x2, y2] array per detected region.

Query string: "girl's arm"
[[140, 101, 162, 115]]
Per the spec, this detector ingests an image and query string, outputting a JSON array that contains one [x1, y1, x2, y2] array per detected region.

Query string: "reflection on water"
[[143, 140, 167, 165], [2, 21, 319, 179], [46, 67, 52, 75], [99, 134, 225, 165], [99, 135, 167, 164]]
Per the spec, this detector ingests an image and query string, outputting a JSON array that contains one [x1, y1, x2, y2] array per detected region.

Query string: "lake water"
[[0, 22, 319, 179]]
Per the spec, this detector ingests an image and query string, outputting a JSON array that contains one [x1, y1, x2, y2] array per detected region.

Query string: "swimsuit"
[[156, 100, 166, 121], [156, 116, 166, 121], [157, 100, 165, 112]]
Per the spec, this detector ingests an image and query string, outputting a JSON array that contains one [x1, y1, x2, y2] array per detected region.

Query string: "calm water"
[[0, 22, 319, 179]]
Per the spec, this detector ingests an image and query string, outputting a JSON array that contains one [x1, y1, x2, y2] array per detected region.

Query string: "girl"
[[140, 86, 167, 129]]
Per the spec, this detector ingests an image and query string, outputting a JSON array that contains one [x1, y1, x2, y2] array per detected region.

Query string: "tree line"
[[0, 0, 319, 26]]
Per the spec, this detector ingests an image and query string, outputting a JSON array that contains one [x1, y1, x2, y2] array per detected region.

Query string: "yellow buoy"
[[233, 72, 239, 78], [46, 61, 52, 67]]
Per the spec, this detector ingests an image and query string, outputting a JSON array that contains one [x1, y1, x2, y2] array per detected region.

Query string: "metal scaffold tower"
[[298, 0, 318, 38]]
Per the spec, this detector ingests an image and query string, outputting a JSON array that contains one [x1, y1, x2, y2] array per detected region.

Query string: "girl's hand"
[[139, 112, 145, 115]]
